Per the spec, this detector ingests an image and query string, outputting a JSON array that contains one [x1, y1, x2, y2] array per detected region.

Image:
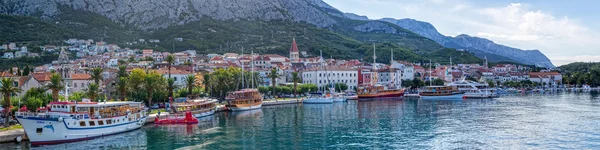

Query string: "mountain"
[[0, 0, 482, 64], [379, 18, 555, 68]]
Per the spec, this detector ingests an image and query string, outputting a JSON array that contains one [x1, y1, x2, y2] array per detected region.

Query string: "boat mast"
[[429, 59, 432, 86], [241, 47, 245, 89], [251, 50, 254, 89]]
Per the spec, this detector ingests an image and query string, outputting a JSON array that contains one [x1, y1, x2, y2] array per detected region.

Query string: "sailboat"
[[303, 50, 334, 104], [226, 47, 263, 111], [357, 44, 405, 100]]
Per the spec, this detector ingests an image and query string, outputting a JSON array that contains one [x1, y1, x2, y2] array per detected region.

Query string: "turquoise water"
[[5, 92, 600, 149]]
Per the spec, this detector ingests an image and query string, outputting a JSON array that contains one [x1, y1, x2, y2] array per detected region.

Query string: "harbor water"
[[4, 92, 600, 149]]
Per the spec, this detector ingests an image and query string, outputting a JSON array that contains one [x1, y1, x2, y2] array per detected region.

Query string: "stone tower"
[[289, 38, 299, 62]]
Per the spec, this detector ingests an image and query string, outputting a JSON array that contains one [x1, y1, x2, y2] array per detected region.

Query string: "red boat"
[[154, 111, 199, 124]]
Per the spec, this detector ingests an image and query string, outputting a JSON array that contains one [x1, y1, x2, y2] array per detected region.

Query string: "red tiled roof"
[[32, 72, 52, 82], [0, 71, 16, 77], [71, 74, 92, 80], [290, 38, 299, 52], [210, 56, 224, 61]]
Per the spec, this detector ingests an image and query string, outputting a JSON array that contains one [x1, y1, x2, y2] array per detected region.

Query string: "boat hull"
[[332, 97, 347, 102], [193, 110, 215, 118], [358, 92, 405, 99], [420, 93, 465, 100], [303, 98, 333, 104], [344, 96, 359, 100], [229, 103, 262, 111], [17, 115, 146, 145]]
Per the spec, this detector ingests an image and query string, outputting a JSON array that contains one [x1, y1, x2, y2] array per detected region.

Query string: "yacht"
[[16, 101, 147, 145], [448, 80, 498, 98], [419, 86, 465, 100], [303, 92, 333, 104]]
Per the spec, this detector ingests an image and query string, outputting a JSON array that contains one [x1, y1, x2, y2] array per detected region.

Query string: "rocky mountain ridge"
[[356, 14, 554, 68]]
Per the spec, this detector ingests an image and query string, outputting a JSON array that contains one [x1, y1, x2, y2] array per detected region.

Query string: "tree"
[[127, 69, 147, 101], [166, 55, 175, 98], [46, 73, 64, 102], [117, 65, 128, 78], [412, 78, 425, 88], [258, 86, 270, 94], [291, 72, 301, 98], [16, 68, 21, 76], [143, 71, 161, 107], [22, 65, 30, 76], [116, 77, 128, 101], [334, 83, 348, 92], [144, 56, 154, 61], [184, 75, 195, 98], [86, 83, 99, 101], [165, 55, 175, 79], [167, 78, 175, 100], [487, 80, 496, 87], [268, 68, 279, 96], [9, 68, 13, 75], [90, 68, 103, 85], [432, 78, 445, 86], [1, 78, 22, 124]]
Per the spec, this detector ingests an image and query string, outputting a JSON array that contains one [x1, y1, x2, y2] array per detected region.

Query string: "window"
[[36, 128, 43, 133], [98, 120, 104, 126], [80, 121, 86, 126], [89, 121, 95, 126], [74, 83, 77, 88], [81, 83, 84, 87], [107, 120, 112, 124]]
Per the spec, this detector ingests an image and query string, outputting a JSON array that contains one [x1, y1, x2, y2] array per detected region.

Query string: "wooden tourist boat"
[[16, 101, 147, 145], [173, 99, 217, 118], [225, 89, 263, 111]]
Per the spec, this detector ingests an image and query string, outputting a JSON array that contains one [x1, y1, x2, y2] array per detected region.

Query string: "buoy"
[[14, 136, 22, 143]]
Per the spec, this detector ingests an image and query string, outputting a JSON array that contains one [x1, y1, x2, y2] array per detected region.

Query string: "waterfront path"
[[0, 129, 25, 143]]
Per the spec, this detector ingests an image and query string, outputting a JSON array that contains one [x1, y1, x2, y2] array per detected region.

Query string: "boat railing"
[[16, 112, 69, 121]]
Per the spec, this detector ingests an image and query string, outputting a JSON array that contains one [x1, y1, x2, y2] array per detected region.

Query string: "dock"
[[0, 129, 25, 143]]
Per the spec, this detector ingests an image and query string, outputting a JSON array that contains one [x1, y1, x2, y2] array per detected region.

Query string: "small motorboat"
[[154, 111, 199, 124]]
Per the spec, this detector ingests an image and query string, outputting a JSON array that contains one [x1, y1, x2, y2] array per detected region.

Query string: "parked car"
[[151, 104, 159, 109]]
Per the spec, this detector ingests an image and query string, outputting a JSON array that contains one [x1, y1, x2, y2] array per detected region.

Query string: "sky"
[[323, 0, 600, 66]]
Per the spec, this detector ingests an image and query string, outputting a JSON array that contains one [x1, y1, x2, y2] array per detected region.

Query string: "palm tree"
[[165, 55, 175, 79], [167, 78, 175, 101], [117, 65, 128, 78], [291, 72, 302, 98], [116, 77, 128, 101], [46, 73, 64, 102], [86, 83, 99, 101], [143, 74, 160, 107], [1, 78, 22, 124], [184, 75, 195, 98], [90, 68, 103, 85], [268, 68, 280, 97]]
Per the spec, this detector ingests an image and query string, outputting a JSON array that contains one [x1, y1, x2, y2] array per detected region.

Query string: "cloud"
[[549, 55, 600, 66], [323, 0, 600, 65]]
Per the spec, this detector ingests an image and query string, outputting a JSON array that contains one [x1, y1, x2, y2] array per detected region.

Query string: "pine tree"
[[22, 65, 30, 76]]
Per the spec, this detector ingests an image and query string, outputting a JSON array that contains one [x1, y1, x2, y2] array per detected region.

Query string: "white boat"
[[448, 80, 498, 98], [332, 96, 347, 102], [303, 93, 333, 104], [16, 101, 147, 145], [420, 93, 464, 100], [419, 86, 465, 100]]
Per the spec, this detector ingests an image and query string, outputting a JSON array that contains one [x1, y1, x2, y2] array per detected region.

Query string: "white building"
[[157, 69, 192, 88], [301, 66, 358, 90], [3, 52, 14, 59]]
